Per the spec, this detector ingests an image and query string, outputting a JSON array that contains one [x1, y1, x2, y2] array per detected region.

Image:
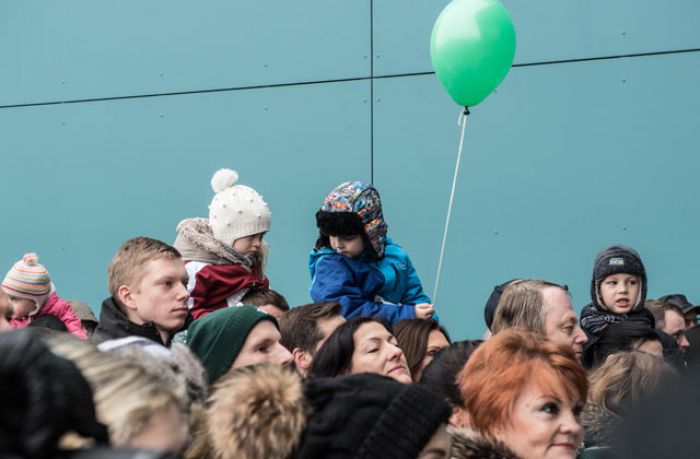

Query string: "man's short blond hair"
[[107, 237, 182, 299]]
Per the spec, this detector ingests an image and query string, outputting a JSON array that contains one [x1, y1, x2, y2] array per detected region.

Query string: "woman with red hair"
[[453, 330, 588, 459]]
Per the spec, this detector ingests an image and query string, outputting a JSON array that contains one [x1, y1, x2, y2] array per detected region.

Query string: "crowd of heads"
[[1, 170, 697, 458]]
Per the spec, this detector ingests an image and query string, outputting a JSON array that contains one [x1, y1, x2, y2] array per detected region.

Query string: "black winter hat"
[[658, 293, 699, 314], [590, 244, 647, 310], [294, 373, 451, 459], [484, 280, 518, 331]]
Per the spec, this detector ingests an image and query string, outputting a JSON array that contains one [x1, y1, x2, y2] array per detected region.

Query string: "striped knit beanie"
[[2, 253, 51, 309]]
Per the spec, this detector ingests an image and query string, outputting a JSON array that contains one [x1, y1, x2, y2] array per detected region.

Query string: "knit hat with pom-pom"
[[208, 169, 271, 246], [2, 253, 52, 309]]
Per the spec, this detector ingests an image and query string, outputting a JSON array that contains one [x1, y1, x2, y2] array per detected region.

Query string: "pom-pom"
[[23, 253, 39, 265], [211, 169, 239, 193]]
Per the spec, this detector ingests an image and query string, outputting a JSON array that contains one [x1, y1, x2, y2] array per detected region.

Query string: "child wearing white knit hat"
[[174, 169, 273, 319], [2, 253, 86, 338]]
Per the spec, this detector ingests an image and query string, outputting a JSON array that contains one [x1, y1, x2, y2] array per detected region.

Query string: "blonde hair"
[[44, 334, 186, 448], [587, 351, 677, 417], [491, 279, 567, 335], [107, 237, 181, 300]]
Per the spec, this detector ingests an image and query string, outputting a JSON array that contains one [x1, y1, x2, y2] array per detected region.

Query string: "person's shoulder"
[[41, 293, 73, 314], [382, 237, 410, 258]]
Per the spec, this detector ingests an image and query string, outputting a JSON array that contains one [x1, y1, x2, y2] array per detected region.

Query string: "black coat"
[[91, 297, 168, 346]]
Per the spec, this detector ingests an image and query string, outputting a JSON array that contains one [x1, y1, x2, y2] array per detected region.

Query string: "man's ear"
[[117, 284, 137, 312], [292, 348, 312, 371]]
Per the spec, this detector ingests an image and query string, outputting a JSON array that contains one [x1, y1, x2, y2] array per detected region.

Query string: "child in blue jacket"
[[309, 181, 434, 325]]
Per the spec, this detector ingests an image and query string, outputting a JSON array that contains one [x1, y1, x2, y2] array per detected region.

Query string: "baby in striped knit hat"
[[2, 253, 86, 338]]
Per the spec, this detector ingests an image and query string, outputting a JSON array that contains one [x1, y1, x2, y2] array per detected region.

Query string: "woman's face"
[[350, 321, 412, 383], [496, 380, 584, 459], [415, 329, 450, 381]]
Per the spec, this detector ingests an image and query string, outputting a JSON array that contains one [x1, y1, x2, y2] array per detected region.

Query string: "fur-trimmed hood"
[[449, 427, 521, 459], [174, 218, 257, 267], [99, 338, 209, 409], [188, 364, 308, 459]]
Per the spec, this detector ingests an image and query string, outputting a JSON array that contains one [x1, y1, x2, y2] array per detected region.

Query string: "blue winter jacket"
[[374, 237, 431, 306], [309, 249, 415, 324]]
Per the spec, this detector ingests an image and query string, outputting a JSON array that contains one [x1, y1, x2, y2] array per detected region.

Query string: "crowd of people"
[[1, 168, 698, 458]]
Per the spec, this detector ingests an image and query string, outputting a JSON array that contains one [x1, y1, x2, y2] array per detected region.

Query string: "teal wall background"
[[1, 1, 699, 339]]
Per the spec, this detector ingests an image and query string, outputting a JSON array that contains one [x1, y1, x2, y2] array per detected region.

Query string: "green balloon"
[[431, 0, 516, 107]]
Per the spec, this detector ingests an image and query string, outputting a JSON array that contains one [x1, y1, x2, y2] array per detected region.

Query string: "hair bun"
[[22, 253, 39, 265], [211, 168, 239, 193]]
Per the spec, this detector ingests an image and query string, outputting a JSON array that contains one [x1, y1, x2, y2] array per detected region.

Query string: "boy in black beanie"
[[580, 245, 656, 362]]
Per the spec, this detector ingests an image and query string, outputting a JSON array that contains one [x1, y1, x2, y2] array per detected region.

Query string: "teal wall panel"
[[2, 1, 699, 339], [0, 1, 370, 105], [374, 52, 700, 339], [372, 0, 700, 76], [0, 80, 371, 310]]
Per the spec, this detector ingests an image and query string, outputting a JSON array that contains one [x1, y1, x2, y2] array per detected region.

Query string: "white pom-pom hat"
[[208, 168, 271, 246]]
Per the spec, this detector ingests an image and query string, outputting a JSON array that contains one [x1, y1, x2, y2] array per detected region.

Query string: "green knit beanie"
[[186, 305, 277, 383]]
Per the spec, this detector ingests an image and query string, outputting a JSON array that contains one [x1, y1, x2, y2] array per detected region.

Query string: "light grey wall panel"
[[373, 52, 700, 339], [0, 1, 371, 106], [0, 80, 371, 310]]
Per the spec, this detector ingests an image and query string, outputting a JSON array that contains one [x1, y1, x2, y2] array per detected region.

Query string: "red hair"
[[458, 330, 587, 437]]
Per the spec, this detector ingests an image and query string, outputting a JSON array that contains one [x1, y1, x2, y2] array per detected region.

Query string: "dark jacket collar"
[[92, 297, 167, 346]]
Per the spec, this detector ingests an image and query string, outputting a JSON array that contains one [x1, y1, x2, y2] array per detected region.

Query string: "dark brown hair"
[[419, 339, 483, 407], [279, 302, 341, 354], [309, 317, 390, 378], [242, 288, 290, 311], [394, 319, 450, 380]]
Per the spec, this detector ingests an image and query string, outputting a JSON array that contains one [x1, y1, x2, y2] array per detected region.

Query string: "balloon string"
[[433, 107, 469, 306]]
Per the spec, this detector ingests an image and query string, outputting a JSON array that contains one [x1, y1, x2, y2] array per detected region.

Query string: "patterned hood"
[[316, 181, 388, 258]]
